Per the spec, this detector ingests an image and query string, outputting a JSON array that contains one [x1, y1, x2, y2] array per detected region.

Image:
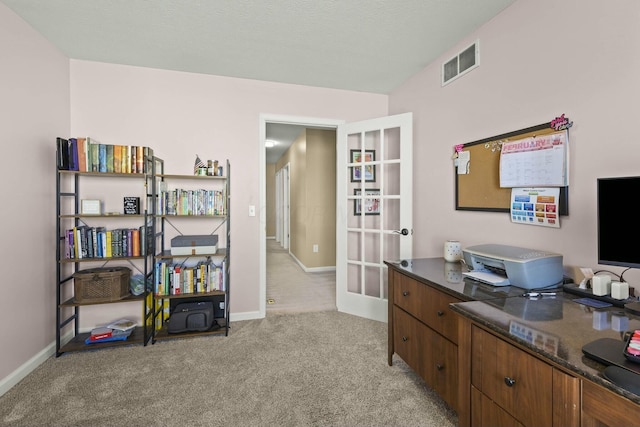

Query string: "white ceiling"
[[2, 0, 515, 161]]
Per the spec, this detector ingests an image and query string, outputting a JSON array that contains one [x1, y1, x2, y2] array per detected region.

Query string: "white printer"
[[462, 244, 563, 290]]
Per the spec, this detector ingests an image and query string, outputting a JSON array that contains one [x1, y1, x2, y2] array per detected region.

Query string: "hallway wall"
[[274, 129, 336, 269]]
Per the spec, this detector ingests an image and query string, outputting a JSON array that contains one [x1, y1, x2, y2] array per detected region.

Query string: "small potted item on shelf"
[[194, 154, 207, 176]]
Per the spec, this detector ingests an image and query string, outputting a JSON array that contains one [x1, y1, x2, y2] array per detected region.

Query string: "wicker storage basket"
[[73, 267, 131, 303]]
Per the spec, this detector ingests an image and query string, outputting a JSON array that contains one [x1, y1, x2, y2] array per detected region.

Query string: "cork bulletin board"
[[455, 122, 569, 215]]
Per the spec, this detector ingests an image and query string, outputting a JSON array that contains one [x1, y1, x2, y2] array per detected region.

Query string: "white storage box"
[[170, 234, 218, 256]]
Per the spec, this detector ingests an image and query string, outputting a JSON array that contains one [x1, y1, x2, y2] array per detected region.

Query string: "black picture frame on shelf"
[[354, 188, 380, 216], [350, 149, 375, 182]]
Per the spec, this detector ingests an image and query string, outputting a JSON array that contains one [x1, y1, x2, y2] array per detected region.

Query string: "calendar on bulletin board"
[[454, 122, 569, 215]]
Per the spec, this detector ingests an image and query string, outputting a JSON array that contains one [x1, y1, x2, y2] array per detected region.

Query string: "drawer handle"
[[436, 364, 444, 371], [402, 336, 408, 342], [504, 377, 516, 387], [402, 291, 409, 297], [437, 310, 444, 317]]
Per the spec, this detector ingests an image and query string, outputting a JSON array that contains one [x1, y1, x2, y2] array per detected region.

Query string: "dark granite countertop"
[[386, 257, 640, 405]]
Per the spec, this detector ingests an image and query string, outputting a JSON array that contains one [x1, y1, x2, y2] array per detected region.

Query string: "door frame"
[[259, 114, 344, 318]]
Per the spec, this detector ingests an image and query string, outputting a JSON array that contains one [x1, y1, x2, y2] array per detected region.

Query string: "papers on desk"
[[463, 270, 511, 286]]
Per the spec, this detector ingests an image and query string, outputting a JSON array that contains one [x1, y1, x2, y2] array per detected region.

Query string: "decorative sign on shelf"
[[123, 197, 140, 215], [81, 199, 101, 215]]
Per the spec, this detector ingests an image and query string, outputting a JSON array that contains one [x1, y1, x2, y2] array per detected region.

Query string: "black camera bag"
[[168, 301, 214, 333]]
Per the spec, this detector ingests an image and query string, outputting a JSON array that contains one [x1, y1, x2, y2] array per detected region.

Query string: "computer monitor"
[[597, 176, 640, 269]]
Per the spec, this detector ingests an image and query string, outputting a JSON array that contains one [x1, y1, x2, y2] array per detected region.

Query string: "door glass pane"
[[364, 231, 380, 264], [347, 263, 361, 294], [383, 198, 400, 233], [364, 265, 381, 298], [383, 127, 401, 161], [365, 130, 381, 152], [384, 231, 400, 262], [383, 162, 400, 196], [347, 230, 361, 261]]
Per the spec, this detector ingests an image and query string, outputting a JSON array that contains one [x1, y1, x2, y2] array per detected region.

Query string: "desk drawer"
[[393, 271, 461, 343]]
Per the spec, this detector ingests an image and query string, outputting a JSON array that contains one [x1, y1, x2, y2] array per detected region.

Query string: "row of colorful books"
[[156, 188, 227, 216], [64, 225, 151, 259], [154, 259, 227, 296], [56, 137, 152, 174]]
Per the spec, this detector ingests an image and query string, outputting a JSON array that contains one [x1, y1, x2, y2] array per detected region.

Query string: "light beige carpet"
[[266, 239, 336, 315], [0, 311, 457, 427]]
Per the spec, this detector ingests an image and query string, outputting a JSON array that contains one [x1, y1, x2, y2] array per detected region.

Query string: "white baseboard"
[[0, 331, 66, 397], [229, 310, 263, 322], [290, 253, 336, 273]]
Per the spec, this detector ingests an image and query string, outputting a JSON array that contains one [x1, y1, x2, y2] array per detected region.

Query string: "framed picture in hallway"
[[354, 188, 380, 216], [350, 149, 375, 182]]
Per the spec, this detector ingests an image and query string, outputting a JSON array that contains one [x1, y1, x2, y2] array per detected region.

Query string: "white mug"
[[444, 240, 462, 262]]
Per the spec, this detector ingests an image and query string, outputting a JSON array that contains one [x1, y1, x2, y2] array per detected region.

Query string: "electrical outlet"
[[313, 244, 318, 253]]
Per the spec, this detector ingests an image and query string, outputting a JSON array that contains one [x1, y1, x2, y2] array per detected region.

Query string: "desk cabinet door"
[[472, 326, 552, 427], [582, 380, 638, 427]]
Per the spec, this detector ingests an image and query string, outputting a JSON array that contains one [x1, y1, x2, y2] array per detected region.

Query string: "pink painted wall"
[[4, 0, 640, 395], [0, 3, 69, 386], [390, 0, 640, 287], [69, 60, 388, 321]]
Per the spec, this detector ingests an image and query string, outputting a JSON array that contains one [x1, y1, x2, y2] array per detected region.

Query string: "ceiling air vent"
[[442, 40, 479, 86]]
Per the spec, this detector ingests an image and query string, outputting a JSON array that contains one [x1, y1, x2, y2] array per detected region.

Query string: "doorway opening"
[[259, 115, 344, 318]]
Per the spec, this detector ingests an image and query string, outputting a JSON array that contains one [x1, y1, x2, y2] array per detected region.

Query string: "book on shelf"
[[113, 144, 122, 173], [131, 228, 140, 257], [106, 144, 114, 173], [89, 138, 99, 172], [136, 146, 144, 173], [131, 146, 137, 174], [77, 137, 87, 172], [106, 318, 137, 331], [99, 144, 107, 173], [85, 329, 132, 345], [105, 230, 112, 258], [56, 137, 69, 170], [64, 229, 74, 259], [90, 326, 112, 337], [124, 146, 131, 173], [68, 138, 78, 171]]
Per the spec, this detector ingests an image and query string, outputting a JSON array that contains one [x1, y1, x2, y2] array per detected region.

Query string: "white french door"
[[336, 113, 413, 322]]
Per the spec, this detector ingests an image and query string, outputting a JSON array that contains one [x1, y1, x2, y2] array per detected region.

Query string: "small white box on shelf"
[[170, 234, 218, 256]]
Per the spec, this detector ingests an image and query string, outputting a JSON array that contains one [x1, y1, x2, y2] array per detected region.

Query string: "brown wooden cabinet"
[[582, 379, 640, 427], [460, 322, 580, 427], [388, 269, 462, 410]]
